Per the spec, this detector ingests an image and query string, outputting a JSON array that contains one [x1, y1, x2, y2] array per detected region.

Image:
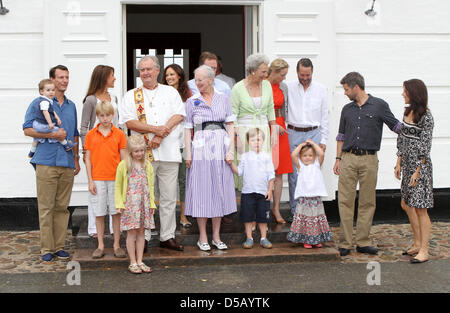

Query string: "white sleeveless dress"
[[287, 157, 332, 245]]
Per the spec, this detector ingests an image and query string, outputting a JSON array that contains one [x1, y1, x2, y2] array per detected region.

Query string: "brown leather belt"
[[346, 148, 376, 156], [275, 109, 283, 118], [287, 124, 318, 132]]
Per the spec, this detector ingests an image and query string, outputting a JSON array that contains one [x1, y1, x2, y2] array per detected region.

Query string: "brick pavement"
[[0, 222, 448, 274]]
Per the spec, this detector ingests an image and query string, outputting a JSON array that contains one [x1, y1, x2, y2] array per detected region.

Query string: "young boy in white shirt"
[[230, 128, 275, 249]]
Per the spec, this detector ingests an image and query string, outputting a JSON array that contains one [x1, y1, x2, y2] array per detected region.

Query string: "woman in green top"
[[231, 53, 279, 190]]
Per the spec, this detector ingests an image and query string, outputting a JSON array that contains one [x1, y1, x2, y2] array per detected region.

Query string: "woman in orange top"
[[268, 59, 293, 224]]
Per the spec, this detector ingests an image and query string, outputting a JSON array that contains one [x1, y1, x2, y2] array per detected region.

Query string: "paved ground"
[[0, 260, 449, 293], [1, 222, 449, 274], [0, 222, 449, 295]]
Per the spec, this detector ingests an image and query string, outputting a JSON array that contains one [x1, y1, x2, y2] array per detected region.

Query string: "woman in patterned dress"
[[184, 65, 237, 251], [395, 79, 434, 264], [267, 58, 293, 224]]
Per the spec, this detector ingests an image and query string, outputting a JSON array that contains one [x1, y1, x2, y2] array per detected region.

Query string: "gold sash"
[[134, 88, 154, 162]]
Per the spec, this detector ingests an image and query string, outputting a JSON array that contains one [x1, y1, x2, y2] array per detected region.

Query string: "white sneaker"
[[197, 241, 211, 251]]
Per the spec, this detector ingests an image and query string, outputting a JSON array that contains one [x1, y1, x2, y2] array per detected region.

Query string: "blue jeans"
[[287, 127, 321, 215]]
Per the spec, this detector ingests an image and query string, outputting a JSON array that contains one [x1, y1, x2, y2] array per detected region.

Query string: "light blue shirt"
[[23, 96, 79, 169], [188, 77, 231, 98], [238, 151, 275, 196]]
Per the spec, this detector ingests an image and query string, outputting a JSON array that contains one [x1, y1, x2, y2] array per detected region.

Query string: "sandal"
[[92, 248, 105, 259], [128, 263, 142, 274], [138, 263, 152, 273]]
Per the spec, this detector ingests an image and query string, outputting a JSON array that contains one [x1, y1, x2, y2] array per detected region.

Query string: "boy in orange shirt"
[[84, 100, 127, 259]]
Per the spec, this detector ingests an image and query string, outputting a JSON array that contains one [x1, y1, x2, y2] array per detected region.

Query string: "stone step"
[[70, 203, 301, 234], [75, 218, 298, 249], [72, 242, 340, 269]]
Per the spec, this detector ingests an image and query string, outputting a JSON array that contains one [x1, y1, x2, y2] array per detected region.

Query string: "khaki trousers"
[[36, 165, 74, 254], [144, 161, 179, 242], [338, 152, 378, 249]]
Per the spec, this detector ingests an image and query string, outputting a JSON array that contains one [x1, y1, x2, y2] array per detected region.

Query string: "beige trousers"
[[144, 161, 179, 242], [36, 165, 74, 254], [338, 152, 378, 249]]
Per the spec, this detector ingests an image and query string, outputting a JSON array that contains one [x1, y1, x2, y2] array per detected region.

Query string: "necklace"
[[246, 78, 262, 97]]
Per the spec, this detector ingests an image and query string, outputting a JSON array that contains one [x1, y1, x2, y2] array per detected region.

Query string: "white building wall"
[[0, 0, 45, 197], [0, 0, 449, 204], [334, 0, 450, 190]]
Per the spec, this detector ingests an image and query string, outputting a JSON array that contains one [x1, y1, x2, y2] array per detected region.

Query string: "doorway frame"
[[120, 0, 264, 94]]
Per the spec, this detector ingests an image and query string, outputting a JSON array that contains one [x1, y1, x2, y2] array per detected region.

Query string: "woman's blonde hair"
[[268, 58, 289, 76], [125, 134, 148, 172]]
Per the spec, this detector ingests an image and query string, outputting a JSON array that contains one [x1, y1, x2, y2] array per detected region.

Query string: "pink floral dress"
[[120, 166, 155, 231]]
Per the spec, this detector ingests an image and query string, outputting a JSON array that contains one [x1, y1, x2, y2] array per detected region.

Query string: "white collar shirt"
[[188, 78, 231, 98], [286, 80, 329, 145], [238, 151, 275, 196], [119, 84, 186, 162]]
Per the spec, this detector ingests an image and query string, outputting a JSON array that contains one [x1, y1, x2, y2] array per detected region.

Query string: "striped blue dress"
[[184, 92, 237, 218]]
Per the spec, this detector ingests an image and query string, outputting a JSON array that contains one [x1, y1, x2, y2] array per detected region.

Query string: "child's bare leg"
[[136, 227, 145, 264], [258, 223, 268, 239], [111, 214, 121, 250], [245, 222, 253, 239], [126, 229, 137, 265], [96, 216, 105, 251]]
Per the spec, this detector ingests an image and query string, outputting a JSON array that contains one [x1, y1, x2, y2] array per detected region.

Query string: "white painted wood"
[[42, 0, 122, 205], [263, 0, 336, 200]]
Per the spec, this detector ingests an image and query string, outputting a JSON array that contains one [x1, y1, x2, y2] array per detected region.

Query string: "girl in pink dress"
[[115, 135, 156, 274]]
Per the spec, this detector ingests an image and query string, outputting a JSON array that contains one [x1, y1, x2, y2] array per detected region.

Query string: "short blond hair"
[[268, 58, 289, 75], [95, 100, 114, 116], [246, 127, 265, 143], [38, 79, 55, 91]]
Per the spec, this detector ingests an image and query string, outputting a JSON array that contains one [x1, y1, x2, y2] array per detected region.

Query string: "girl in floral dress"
[[287, 139, 332, 248], [115, 135, 156, 274]]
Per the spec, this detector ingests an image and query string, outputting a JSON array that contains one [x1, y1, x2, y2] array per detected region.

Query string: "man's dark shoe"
[[42, 253, 54, 262], [356, 246, 378, 255], [54, 250, 70, 260], [339, 248, 351, 256], [160, 238, 184, 251]]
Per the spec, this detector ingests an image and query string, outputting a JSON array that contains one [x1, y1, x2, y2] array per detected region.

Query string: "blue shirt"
[[23, 96, 79, 169], [188, 78, 231, 98]]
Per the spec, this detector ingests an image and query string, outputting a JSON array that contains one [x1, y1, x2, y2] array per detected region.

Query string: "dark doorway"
[[126, 4, 245, 90], [126, 32, 201, 90]]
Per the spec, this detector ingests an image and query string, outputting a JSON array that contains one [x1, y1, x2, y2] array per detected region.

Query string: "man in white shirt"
[[119, 55, 186, 251], [188, 51, 231, 97], [216, 55, 236, 89], [286, 58, 329, 218]]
